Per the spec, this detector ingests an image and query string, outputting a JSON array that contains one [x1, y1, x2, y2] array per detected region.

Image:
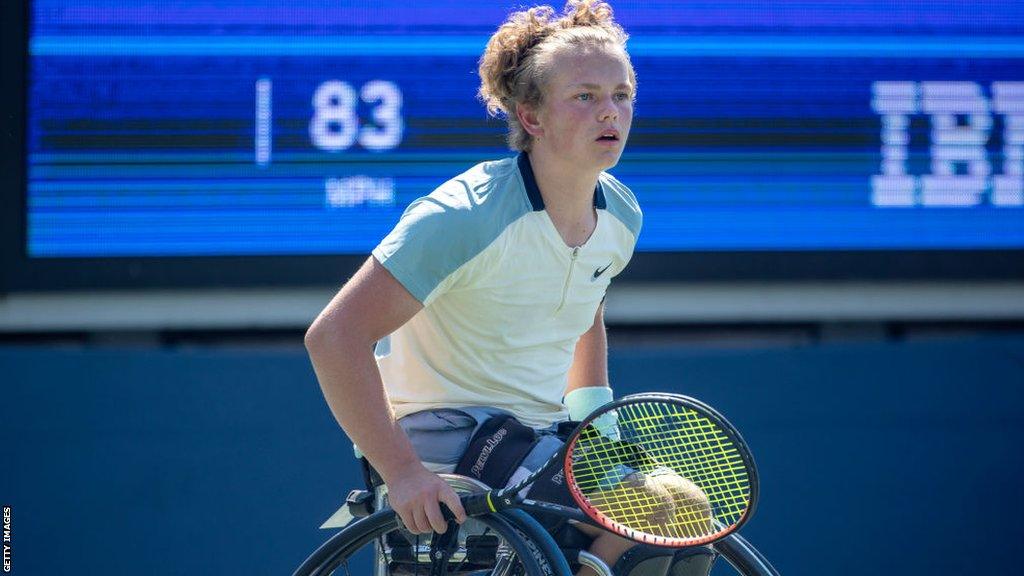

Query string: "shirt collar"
[[517, 151, 607, 212]]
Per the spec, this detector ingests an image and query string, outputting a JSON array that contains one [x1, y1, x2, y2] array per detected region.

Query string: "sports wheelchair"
[[293, 474, 779, 576]]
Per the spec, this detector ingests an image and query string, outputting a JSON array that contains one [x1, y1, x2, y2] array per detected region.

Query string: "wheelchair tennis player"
[[305, 2, 715, 574]]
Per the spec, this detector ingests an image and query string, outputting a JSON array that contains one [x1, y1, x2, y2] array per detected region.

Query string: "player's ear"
[[515, 101, 544, 139]]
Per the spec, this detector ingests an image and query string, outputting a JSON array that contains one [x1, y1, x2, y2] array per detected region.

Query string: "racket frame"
[[564, 393, 759, 547], [461, 393, 759, 549]]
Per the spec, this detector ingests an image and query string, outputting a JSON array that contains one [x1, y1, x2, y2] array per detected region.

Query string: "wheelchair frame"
[[294, 474, 780, 576]]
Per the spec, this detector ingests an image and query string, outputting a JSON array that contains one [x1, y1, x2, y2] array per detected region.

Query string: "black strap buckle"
[[345, 489, 375, 518]]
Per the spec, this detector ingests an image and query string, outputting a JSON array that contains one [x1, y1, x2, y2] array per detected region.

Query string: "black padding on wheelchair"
[[611, 543, 717, 576], [670, 546, 717, 576], [547, 523, 599, 573], [455, 413, 539, 489], [613, 544, 675, 576]]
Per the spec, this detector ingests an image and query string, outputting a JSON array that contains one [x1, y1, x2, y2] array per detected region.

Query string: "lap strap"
[[454, 413, 540, 489]]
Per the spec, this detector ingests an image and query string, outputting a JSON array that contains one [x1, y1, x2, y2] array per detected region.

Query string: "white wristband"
[[564, 386, 613, 420], [564, 386, 619, 440]]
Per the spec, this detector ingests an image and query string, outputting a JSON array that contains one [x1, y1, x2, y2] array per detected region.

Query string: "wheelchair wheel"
[[293, 507, 559, 576], [713, 533, 781, 576]]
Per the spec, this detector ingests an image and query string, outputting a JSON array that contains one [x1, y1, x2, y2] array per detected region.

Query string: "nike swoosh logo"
[[592, 262, 613, 281]]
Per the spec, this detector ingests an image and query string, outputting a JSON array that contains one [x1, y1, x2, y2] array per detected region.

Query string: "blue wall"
[[3, 336, 1023, 574]]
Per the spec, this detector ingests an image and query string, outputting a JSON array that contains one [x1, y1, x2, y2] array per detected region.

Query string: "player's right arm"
[[304, 255, 466, 534]]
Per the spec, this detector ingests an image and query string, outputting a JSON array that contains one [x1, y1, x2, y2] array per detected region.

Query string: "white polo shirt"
[[372, 152, 642, 428]]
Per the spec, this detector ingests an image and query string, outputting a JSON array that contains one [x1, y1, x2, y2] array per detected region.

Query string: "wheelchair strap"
[[454, 413, 540, 489]]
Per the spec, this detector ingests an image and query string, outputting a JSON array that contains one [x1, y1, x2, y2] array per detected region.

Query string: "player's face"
[[535, 46, 634, 171]]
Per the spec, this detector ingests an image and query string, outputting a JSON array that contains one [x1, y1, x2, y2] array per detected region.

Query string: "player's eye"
[[577, 93, 592, 101]]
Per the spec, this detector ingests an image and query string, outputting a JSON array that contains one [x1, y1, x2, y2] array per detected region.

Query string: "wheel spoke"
[[414, 534, 420, 576]]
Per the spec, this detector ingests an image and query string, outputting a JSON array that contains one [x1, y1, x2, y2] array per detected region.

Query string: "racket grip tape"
[[461, 493, 500, 517]]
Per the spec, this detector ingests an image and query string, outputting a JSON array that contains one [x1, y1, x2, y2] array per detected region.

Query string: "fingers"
[[424, 499, 448, 534], [411, 506, 429, 535], [394, 499, 431, 534], [393, 504, 417, 535], [384, 466, 473, 535], [394, 482, 466, 535], [439, 486, 467, 524]]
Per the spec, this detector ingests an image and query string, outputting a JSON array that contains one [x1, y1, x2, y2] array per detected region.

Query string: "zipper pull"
[[556, 246, 581, 314]]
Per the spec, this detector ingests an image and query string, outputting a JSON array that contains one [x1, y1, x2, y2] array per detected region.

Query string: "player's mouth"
[[595, 129, 621, 144]]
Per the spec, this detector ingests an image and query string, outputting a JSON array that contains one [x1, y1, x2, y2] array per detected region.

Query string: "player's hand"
[[590, 468, 712, 536], [384, 464, 467, 534], [641, 469, 712, 534]]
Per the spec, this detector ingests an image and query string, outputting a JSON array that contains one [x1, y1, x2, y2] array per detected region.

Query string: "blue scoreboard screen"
[[26, 0, 1024, 257]]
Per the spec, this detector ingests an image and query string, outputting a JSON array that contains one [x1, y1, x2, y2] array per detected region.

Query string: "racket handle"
[[461, 493, 497, 517]]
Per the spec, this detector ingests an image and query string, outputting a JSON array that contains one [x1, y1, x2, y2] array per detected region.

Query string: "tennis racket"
[[457, 393, 758, 548]]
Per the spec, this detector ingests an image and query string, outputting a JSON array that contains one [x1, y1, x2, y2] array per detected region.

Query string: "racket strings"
[[570, 400, 752, 543], [627, 409, 750, 516]]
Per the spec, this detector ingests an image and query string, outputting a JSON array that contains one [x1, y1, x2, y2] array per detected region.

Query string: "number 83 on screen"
[[253, 78, 404, 163], [309, 80, 403, 152]]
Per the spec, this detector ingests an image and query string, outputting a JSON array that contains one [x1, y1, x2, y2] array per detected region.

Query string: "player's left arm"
[[565, 300, 610, 396]]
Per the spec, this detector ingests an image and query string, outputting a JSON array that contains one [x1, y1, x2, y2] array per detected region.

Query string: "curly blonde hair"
[[478, 0, 636, 152]]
